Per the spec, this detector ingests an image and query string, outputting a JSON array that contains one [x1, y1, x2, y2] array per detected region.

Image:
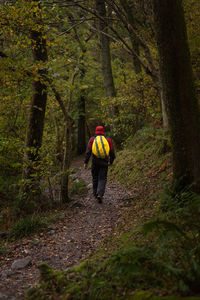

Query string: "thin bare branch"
[[68, 67, 79, 112], [75, 2, 157, 80]]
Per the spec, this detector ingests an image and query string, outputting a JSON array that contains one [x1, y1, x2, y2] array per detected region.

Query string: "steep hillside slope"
[[25, 128, 200, 300]]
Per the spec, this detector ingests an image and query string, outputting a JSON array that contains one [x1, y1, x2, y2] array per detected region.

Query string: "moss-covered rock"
[[38, 263, 69, 292], [69, 261, 87, 273]]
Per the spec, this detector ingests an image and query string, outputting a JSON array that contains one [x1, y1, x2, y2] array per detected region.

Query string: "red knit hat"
[[95, 126, 104, 135]]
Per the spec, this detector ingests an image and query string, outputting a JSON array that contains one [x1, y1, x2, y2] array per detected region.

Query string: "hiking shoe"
[[97, 195, 103, 203]]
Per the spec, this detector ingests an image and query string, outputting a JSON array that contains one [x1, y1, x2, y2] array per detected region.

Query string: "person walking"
[[84, 126, 115, 203]]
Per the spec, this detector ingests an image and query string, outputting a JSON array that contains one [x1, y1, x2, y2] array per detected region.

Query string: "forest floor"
[[0, 156, 133, 299]]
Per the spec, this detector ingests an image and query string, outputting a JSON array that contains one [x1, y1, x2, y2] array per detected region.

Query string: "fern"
[[142, 219, 187, 239]]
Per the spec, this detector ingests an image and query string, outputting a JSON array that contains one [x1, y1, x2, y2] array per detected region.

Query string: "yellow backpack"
[[92, 135, 110, 159]]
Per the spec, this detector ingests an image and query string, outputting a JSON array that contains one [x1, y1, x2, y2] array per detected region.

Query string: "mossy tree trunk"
[[77, 62, 86, 155], [96, 0, 116, 98], [22, 2, 47, 209], [153, 0, 200, 191], [24, 30, 47, 171], [67, 12, 86, 155]]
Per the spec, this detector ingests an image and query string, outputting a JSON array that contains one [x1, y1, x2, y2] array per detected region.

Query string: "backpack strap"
[[100, 136, 108, 158], [95, 136, 101, 158]]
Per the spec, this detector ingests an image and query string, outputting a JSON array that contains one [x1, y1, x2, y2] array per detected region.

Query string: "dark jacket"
[[84, 134, 115, 166]]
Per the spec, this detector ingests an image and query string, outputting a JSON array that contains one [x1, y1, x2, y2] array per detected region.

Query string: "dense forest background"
[[1, 0, 199, 213], [1, 1, 200, 298]]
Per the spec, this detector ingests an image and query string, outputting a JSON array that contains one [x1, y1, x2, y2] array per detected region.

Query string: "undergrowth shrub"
[[0, 241, 9, 255], [142, 218, 200, 294], [8, 215, 47, 240], [0, 137, 23, 205], [106, 246, 163, 289], [100, 70, 161, 143], [141, 183, 200, 294], [160, 180, 200, 230], [69, 179, 88, 196]]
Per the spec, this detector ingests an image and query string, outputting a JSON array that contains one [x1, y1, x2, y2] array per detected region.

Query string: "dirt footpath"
[[0, 157, 133, 299]]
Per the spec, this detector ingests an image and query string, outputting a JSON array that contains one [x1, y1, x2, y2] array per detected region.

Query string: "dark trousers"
[[91, 163, 108, 197]]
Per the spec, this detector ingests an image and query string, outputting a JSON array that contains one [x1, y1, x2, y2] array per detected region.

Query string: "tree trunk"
[[96, 0, 116, 97], [60, 120, 72, 203], [67, 12, 87, 155], [77, 65, 86, 155], [49, 83, 71, 203], [153, 0, 200, 191], [120, 0, 141, 74], [51, 109, 64, 163], [160, 89, 169, 130], [77, 95, 86, 155], [50, 69, 78, 203], [22, 8, 48, 208]]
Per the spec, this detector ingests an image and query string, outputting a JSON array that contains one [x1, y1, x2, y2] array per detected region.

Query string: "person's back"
[[84, 126, 115, 203]]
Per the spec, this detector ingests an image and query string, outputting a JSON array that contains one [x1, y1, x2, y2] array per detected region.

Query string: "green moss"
[[69, 262, 87, 273], [109, 128, 171, 189], [38, 263, 68, 290], [25, 288, 50, 300]]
